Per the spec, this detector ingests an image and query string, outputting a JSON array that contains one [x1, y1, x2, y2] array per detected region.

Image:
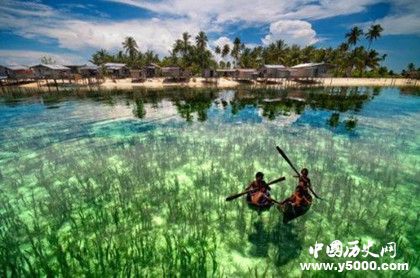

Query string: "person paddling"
[[281, 168, 320, 209], [246, 172, 285, 206]]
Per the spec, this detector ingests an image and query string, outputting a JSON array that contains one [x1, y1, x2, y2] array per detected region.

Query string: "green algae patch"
[[0, 87, 419, 277]]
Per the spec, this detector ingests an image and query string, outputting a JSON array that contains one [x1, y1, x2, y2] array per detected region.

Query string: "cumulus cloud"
[[212, 36, 233, 49], [210, 36, 234, 62], [24, 18, 201, 54], [0, 0, 203, 56], [0, 0, 419, 66], [262, 20, 318, 46], [110, 0, 420, 37], [0, 50, 85, 66]]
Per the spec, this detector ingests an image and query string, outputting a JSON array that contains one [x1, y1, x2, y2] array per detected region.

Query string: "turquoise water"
[[0, 87, 419, 277]]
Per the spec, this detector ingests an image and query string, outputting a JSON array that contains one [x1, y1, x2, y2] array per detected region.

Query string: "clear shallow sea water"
[[0, 87, 419, 277]]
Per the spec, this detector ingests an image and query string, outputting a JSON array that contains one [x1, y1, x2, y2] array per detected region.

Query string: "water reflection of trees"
[[1, 87, 378, 128], [399, 86, 420, 96], [229, 87, 375, 128]]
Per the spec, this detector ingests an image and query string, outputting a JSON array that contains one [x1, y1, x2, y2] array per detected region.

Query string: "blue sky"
[[0, 0, 419, 71]]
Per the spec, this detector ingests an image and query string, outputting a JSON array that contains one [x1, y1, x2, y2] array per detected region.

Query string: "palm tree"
[[350, 46, 366, 75], [122, 36, 139, 60], [231, 37, 242, 67], [365, 49, 381, 70], [239, 48, 252, 68], [144, 50, 159, 64], [215, 46, 221, 55], [345, 27, 363, 47], [116, 50, 125, 62], [195, 31, 208, 50], [276, 40, 288, 64], [90, 49, 112, 65], [285, 44, 302, 66], [338, 43, 349, 52], [222, 44, 230, 58], [365, 24, 383, 49], [301, 45, 316, 63], [182, 32, 191, 53], [173, 32, 193, 67], [195, 31, 210, 70], [407, 63, 416, 72]]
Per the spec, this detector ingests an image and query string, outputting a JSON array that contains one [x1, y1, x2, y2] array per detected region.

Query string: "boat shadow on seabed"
[[248, 219, 303, 266]]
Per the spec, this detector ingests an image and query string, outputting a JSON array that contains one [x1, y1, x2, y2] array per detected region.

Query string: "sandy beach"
[[15, 77, 419, 90]]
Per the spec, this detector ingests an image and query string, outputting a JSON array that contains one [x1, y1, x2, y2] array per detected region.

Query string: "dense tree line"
[[89, 24, 417, 77]]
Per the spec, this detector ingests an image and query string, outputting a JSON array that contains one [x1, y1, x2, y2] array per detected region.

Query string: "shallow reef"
[[0, 87, 419, 277]]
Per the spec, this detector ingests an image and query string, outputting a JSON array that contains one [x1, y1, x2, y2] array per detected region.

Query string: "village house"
[[143, 63, 161, 78], [216, 69, 236, 78], [290, 63, 330, 78], [203, 68, 218, 78], [161, 66, 190, 81], [65, 64, 87, 74], [235, 69, 258, 81], [0, 65, 34, 80], [78, 65, 100, 78], [130, 69, 146, 82], [30, 64, 71, 79], [103, 63, 130, 78], [259, 64, 290, 78]]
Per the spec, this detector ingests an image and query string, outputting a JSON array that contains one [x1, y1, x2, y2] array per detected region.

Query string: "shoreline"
[[10, 77, 420, 91]]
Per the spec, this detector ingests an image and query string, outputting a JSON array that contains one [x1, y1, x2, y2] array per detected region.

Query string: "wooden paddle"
[[225, 188, 256, 201], [276, 146, 301, 177], [225, 176, 286, 202], [262, 194, 282, 205], [276, 146, 325, 201]]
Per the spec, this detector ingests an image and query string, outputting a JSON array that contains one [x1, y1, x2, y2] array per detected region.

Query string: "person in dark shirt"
[[281, 168, 320, 208], [246, 172, 285, 206]]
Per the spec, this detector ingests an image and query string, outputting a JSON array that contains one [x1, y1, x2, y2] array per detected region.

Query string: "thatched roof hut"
[[30, 64, 71, 79]]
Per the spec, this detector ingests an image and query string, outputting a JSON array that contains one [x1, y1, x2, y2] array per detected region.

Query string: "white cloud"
[[110, 0, 420, 37], [210, 36, 234, 62], [0, 50, 85, 66], [0, 0, 202, 57], [0, 0, 419, 66], [212, 36, 233, 49], [377, 14, 420, 35], [262, 20, 318, 46], [109, 0, 381, 23], [24, 18, 201, 54], [366, 0, 420, 36]]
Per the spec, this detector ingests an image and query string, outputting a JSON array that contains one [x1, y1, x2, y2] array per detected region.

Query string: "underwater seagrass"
[[0, 87, 419, 277]]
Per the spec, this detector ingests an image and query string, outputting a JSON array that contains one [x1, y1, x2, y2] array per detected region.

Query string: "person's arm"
[[245, 181, 254, 191]]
